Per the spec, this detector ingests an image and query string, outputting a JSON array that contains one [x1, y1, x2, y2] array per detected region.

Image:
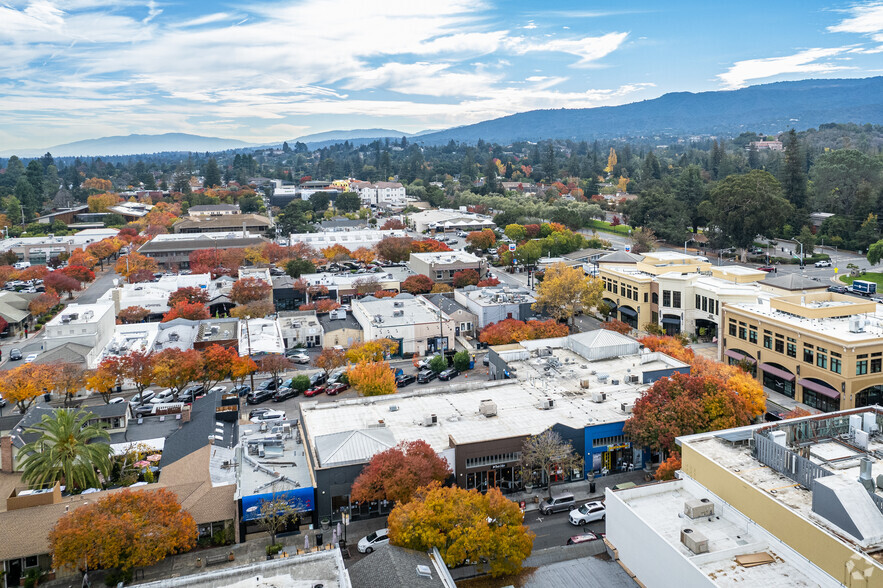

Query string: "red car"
[[326, 382, 349, 396], [304, 385, 326, 398], [566, 532, 605, 545], [757, 266, 775, 272]]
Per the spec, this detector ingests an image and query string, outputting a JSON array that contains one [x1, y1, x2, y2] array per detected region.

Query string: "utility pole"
[[244, 315, 256, 392]]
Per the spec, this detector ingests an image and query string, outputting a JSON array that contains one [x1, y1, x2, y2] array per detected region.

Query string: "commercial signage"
[[241, 487, 314, 522], [508, 244, 516, 252]]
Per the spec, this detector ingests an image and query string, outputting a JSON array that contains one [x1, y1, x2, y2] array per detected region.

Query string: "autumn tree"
[[321, 243, 352, 262], [655, 455, 682, 481], [128, 268, 156, 284], [61, 265, 95, 286], [533, 262, 603, 323], [258, 491, 302, 546], [452, 269, 480, 288], [520, 431, 583, 499], [230, 300, 276, 319], [0, 364, 48, 413], [82, 177, 113, 192], [312, 348, 347, 379], [230, 354, 258, 386], [466, 229, 496, 251], [476, 277, 501, 287], [162, 301, 210, 322], [44, 271, 81, 299], [347, 361, 397, 396], [351, 247, 376, 265], [116, 306, 149, 324], [380, 218, 405, 230], [115, 252, 158, 281], [47, 363, 86, 407], [638, 335, 694, 364], [167, 286, 210, 307], [87, 357, 126, 403], [87, 192, 119, 212], [352, 440, 452, 504], [28, 291, 60, 316], [411, 238, 452, 253], [49, 488, 197, 573], [230, 277, 272, 305], [152, 348, 201, 393], [431, 283, 454, 293], [67, 248, 98, 269], [121, 351, 154, 398], [401, 274, 434, 294], [630, 227, 656, 254], [601, 318, 632, 335], [478, 318, 569, 345], [604, 148, 617, 174], [375, 236, 413, 263], [388, 482, 534, 577], [345, 339, 399, 363]]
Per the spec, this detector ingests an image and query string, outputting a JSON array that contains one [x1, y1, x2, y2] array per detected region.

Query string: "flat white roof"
[[355, 294, 449, 325], [45, 302, 113, 326], [410, 250, 482, 264]]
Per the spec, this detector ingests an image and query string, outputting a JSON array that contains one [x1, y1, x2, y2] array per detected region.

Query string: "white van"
[[12, 262, 31, 270]]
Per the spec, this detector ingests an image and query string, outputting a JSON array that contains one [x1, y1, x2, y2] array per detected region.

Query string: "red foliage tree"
[[476, 277, 501, 287], [601, 318, 632, 335], [411, 239, 452, 253], [372, 290, 398, 298], [162, 301, 210, 322], [61, 265, 95, 286], [401, 274, 434, 294], [168, 286, 210, 307], [524, 224, 541, 239], [478, 318, 569, 345], [128, 269, 156, 283], [465, 229, 496, 251], [452, 269, 480, 288], [44, 272, 81, 299], [230, 277, 272, 305], [351, 440, 452, 504], [380, 218, 405, 230], [375, 236, 414, 263], [118, 306, 150, 324]]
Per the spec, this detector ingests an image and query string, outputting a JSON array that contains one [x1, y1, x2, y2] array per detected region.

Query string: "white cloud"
[[717, 47, 854, 89], [828, 2, 883, 35], [511, 32, 629, 67]]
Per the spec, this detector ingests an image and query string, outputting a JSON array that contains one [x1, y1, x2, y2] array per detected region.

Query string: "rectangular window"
[[764, 334, 772, 349], [662, 290, 671, 307], [804, 348, 814, 364], [672, 291, 682, 308], [817, 354, 827, 369], [774, 338, 784, 354], [787, 342, 797, 358], [749, 328, 757, 344], [612, 283, 618, 294], [729, 322, 737, 336], [702, 297, 708, 312], [872, 358, 882, 373], [643, 292, 648, 303], [831, 358, 841, 374], [738, 326, 747, 340], [696, 294, 701, 309], [857, 360, 868, 375]]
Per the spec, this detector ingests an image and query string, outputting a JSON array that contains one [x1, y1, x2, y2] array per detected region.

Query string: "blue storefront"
[[239, 486, 316, 539], [584, 421, 647, 476]]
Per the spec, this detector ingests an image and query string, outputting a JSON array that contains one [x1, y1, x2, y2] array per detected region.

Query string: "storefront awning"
[[799, 378, 840, 399], [661, 316, 681, 325], [759, 363, 795, 382], [619, 306, 637, 318], [725, 349, 756, 364]]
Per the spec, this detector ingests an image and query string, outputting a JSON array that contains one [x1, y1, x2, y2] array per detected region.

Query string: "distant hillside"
[[293, 128, 437, 150], [415, 77, 883, 145], [3, 133, 256, 158]]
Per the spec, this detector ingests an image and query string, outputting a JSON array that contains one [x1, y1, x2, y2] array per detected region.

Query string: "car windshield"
[[578, 504, 591, 514], [366, 532, 377, 542]]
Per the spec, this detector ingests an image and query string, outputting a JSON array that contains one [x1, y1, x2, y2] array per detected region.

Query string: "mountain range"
[[291, 128, 436, 150], [414, 77, 883, 145], [0, 133, 256, 158]]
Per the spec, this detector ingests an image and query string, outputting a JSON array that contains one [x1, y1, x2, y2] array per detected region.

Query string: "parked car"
[[231, 384, 251, 397], [246, 388, 275, 405], [286, 351, 310, 364], [249, 407, 271, 419], [417, 355, 443, 369], [208, 385, 227, 395], [129, 390, 156, 405], [828, 285, 849, 294], [357, 528, 390, 554], [150, 388, 178, 404], [326, 382, 348, 396], [108, 397, 126, 404], [24, 353, 38, 364], [395, 374, 416, 388], [273, 386, 300, 401], [9, 348, 22, 361], [304, 385, 326, 398], [569, 501, 606, 526], [257, 377, 283, 391], [757, 266, 775, 272], [566, 532, 603, 545], [815, 259, 832, 268], [416, 369, 437, 384], [250, 409, 286, 424], [131, 404, 156, 418], [309, 372, 328, 386], [177, 385, 204, 402], [539, 492, 575, 515], [438, 368, 459, 381]]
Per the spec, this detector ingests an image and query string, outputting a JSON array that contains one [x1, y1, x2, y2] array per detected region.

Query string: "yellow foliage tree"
[[604, 148, 617, 174], [388, 482, 534, 577], [82, 178, 113, 192], [345, 339, 400, 363], [533, 262, 603, 323], [0, 364, 49, 414], [347, 361, 397, 396], [87, 192, 119, 213], [617, 175, 630, 193]]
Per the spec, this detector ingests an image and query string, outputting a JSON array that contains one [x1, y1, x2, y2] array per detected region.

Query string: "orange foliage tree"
[[601, 318, 632, 335], [0, 364, 48, 413], [465, 229, 496, 251], [121, 351, 154, 396], [312, 348, 347, 379], [168, 286, 210, 307], [476, 277, 501, 287], [654, 455, 682, 481], [351, 440, 452, 504], [49, 488, 197, 573], [82, 177, 113, 192], [380, 218, 405, 230], [162, 301, 210, 322], [152, 348, 201, 393], [67, 249, 98, 269], [347, 361, 397, 396], [371, 290, 397, 298], [118, 306, 150, 324], [351, 247, 376, 265], [479, 318, 569, 345], [401, 274, 434, 294], [86, 357, 126, 403], [411, 239, 452, 253], [115, 252, 158, 281], [29, 291, 60, 316], [197, 344, 237, 391], [230, 277, 272, 305]]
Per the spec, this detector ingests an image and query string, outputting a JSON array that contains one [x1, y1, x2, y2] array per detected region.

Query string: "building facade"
[[408, 251, 486, 285]]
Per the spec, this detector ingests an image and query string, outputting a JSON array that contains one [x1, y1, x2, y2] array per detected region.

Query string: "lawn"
[[839, 273, 883, 288], [586, 219, 632, 235]]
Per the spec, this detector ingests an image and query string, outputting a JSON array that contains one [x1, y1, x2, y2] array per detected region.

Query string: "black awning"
[[619, 306, 637, 318]]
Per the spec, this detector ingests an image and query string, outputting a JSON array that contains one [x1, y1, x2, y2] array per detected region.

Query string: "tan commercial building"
[[407, 251, 486, 285], [721, 291, 883, 413]]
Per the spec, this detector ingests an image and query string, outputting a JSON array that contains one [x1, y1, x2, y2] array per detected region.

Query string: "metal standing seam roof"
[[313, 428, 396, 468]]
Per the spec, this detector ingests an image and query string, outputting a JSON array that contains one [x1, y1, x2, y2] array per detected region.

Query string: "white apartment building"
[[357, 182, 408, 207], [43, 302, 116, 368], [351, 293, 455, 355], [289, 229, 406, 252]]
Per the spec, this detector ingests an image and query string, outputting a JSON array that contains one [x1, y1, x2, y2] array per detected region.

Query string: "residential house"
[[318, 310, 364, 349], [423, 293, 479, 338]]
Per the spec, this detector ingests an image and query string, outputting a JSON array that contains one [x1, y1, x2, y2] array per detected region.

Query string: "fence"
[[753, 432, 832, 489]]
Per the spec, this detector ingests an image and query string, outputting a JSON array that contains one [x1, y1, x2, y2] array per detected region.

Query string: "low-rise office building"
[[173, 213, 273, 236], [288, 229, 406, 252], [43, 302, 116, 368], [186, 204, 241, 216], [0, 228, 119, 265], [406, 209, 495, 234], [351, 293, 455, 355], [278, 310, 323, 349], [239, 318, 285, 357], [454, 285, 535, 328], [408, 251, 486, 285], [293, 267, 415, 304], [137, 232, 269, 269], [721, 291, 883, 413], [318, 310, 363, 349]]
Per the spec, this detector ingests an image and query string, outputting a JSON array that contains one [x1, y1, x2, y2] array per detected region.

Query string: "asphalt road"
[[524, 506, 606, 550]]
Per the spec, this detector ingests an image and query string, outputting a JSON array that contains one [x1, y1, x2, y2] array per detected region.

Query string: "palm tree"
[[18, 409, 112, 491]]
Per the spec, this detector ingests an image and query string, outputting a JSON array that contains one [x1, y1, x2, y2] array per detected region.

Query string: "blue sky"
[[1, 0, 882, 150]]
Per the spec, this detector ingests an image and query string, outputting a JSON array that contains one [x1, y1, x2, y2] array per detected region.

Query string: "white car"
[[286, 351, 310, 364], [569, 501, 606, 526], [357, 528, 389, 554], [108, 397, 126, 404], [250, 409, 286, 424], [24, 353, 39, 364], [209, 385, 227, 395], [150, 388, 177, 404], [129, 390, 156, 405], [815, 260, 832, 268]]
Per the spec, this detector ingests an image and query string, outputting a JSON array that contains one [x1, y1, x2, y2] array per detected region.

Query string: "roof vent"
[[422, 414, 438, 426], [416, 565, 432, 579], [393, 310, 404, 317], [169, 332, 179, 342], [479, 400, 497, 417], [539, 398, 554, 410]]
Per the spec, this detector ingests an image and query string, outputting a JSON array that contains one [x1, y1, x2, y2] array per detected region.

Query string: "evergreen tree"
[[780, 129, 807, 210], [203, 158, 221, 188]]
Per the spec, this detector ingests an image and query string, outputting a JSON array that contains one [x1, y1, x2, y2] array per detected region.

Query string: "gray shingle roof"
[[348, 546, 448, 588], [314, 428, 396, 468]]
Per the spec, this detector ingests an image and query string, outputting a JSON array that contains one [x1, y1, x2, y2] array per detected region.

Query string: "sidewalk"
[[511, 469, 653, 511]]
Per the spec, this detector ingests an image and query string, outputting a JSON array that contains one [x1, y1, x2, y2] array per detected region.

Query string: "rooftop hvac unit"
[[597, 373, 609, 383], [479, 399, 498, 417], [863, 412, 879, 434], [393, 301, 404, 308], [611, 379, 620, 386], [169, 332, 179, 342], [770, 430, 787, 447], [856, 429, 870, 451], [684, 498, 714, 519], [69, 313, 79, 320], [621, 402, 634, 414], [680, 528, 709, 554], [393, 310, 404, 317], [540, 398, 554, 410], [592, 392, 606, 403], [211, 325, 220, 335], [61, 315, 71, 324], [580, 379, 591, 389], [626, 374, 640, 384], [849, 317, 866, 333], [422, 414, 438, 426], [83, 310, 94, 321]]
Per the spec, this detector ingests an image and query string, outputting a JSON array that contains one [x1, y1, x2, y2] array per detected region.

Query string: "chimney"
[[0, 436, 13, 473], [859, 457, 875, 492], [111, 288, 122, 315], [242, 221, 247, 236], [181, 405, 192, 423]]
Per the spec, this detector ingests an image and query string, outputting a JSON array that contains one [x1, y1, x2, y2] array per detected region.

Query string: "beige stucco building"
[[351, 293, 455, 355]]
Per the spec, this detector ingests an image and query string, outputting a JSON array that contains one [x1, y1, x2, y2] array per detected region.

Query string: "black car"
[[309, 372, 328, 386], [249, 407, 272, 419], [827, 285, 849, 294], [273, 386, 300, 401], [231, 384, 251, 397], [416, 369, 437, 384], [178, 384, 205, 402], [438, 368, 459, 381], [395, 374, 416, 388], [247, 388, 275, 404], [9, 348, 22, 361], [257, 378, 283, 391]]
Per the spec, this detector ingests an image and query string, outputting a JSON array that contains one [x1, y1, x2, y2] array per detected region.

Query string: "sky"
[[1, 0, 882, 151]]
